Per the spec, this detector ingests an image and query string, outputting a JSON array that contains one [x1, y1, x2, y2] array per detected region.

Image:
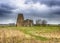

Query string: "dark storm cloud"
[[21, 6, 60, 19], [0, 3, 17, 21], [39, 0, 60, 6], [0, 4, 16, 10], [52, 8, 60, 15], [25, 0, 60, 6], [0, 0, 60, 24]]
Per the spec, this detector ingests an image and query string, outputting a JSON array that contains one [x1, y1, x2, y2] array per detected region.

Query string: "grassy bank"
[[0, 26, 60, 43]]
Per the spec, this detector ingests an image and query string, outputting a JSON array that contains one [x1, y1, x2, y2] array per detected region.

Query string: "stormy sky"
[[0, 0, 60, 24]]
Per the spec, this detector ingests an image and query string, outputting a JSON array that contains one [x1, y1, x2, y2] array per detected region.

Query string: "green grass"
[[0, 26, 60, 41]]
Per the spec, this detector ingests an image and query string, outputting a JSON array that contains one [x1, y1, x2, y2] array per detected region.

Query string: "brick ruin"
[[16, 13, 33, 27]]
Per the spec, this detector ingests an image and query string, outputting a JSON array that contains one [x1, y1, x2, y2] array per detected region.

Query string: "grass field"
[[0, 26, 60, 43]]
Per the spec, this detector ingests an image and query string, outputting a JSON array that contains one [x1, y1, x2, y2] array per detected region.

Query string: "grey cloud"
[[0, 3, 17, 21], [52, 9, 60, 15], [25, 0, 60, 6], [22, 6, 60, 24], [0, 0, 60, 24], [0, 4, 16, 10], [39, 0, 60, 6]]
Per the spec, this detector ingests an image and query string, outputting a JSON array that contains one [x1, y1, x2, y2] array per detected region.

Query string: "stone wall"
[[16, 13, 24, 26], [24, 19, 33, 27], [16, 13, 33, 27]]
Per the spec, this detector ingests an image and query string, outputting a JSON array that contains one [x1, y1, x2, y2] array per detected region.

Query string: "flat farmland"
[[0, 26, 60, 43]]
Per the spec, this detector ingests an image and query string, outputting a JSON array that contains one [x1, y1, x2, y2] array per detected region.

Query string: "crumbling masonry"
[[16, 13, 33, 27]]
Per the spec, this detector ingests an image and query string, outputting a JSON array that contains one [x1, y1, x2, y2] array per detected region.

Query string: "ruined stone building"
[[16, 13, 24, 26], [24, 19, 33, 27], [16, 13, 33, 27]]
